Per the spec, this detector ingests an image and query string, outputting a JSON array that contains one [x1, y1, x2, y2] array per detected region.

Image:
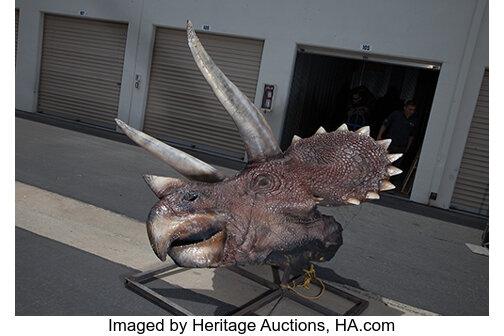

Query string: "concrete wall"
[[426, 0, 489, 209], [15, 0, 489, 209]]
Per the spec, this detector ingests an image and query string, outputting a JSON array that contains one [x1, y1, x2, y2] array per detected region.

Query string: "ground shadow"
[[127, 261, 364, 316]]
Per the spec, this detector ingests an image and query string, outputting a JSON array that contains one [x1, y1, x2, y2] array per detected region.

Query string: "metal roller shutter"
[[144, 27, 264, 160], [451, 69, 489, 215], [37, 14, 127, 128]]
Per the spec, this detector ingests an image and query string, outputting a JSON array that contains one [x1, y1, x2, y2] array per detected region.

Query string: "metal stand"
[[124, 263, 368, 316]]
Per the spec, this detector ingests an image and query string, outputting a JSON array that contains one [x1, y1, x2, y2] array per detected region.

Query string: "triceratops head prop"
[[116, 20, 402, 268]]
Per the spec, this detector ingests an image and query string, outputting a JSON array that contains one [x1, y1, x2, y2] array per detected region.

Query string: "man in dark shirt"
[[377, 100, 418, 155]]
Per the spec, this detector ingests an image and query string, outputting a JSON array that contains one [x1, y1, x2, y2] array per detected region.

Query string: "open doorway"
[[281, 50, 440, 198]]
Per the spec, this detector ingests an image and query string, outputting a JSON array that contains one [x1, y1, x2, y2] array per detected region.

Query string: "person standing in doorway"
[[345, 91, 369, 131], [377, 99, 418, 161]]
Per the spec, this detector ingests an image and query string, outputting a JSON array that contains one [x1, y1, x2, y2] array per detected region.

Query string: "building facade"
[[15, 0, 489, 215]]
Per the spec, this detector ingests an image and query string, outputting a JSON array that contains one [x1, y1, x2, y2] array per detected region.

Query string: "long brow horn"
[[186, 20, 281, 162], [115, 119, 226, 182]]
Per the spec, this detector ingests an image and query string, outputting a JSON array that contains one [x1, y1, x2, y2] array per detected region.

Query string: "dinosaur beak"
[[147, 207, 226, 267]]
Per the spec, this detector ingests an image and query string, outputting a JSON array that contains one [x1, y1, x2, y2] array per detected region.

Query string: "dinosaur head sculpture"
[[116, 21, 402, 268]]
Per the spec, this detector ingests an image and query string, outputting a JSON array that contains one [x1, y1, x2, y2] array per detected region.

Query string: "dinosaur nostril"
[[183, 192, 199, 202]]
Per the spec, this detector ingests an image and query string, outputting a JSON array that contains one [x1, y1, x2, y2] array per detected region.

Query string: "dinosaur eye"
[[251, 174, 277, 194], [183, 191, 199, 202]]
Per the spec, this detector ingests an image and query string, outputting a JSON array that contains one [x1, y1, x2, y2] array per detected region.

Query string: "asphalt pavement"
[[15, 114, 489, 315]]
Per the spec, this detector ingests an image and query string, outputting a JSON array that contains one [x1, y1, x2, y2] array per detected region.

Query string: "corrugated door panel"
[[144, 27, 264, 159], [451, 69, 489, 215], [37, 14, 127, 128]]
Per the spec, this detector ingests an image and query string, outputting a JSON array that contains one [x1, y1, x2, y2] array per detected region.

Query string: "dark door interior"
[[281, 50, 440, 197]]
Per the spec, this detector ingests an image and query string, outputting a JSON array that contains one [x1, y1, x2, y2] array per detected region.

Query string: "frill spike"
[[291, 135, 302, 144], [376, 139, 392, 150], [315, 126, 327, 135], [387, 166, 403, 176], [387, 153, 403, 163], [366, 191, 380, 199], [336, 124, 348, 131], [356, 126, 370, 136], [347, 197, 361, 205], [380, 180, 396, 191]]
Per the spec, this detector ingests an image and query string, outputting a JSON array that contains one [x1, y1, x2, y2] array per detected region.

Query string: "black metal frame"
[[124, 264, 368, 316]]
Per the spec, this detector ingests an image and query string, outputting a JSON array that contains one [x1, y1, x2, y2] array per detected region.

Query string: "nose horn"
[[143, 175, 185, 198]]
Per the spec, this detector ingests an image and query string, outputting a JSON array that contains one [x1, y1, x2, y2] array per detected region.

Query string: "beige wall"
[[15, 0, 489, 209]]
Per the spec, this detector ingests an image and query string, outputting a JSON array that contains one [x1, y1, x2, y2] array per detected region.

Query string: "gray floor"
[[15, 115, 489, 315], [15, 227, 170, 315], [16, 227, 251, 315]]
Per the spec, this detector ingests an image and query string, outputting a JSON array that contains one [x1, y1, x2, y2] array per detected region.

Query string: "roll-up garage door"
[[37, 14, 127, 128], [451, 69, 489, 215], [143, 27, 264, 160]]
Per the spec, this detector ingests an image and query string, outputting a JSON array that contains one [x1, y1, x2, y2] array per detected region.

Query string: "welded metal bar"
[[227, 266, 278, 290], [271, 266, 281, 284], [285, 291, 340, 315], [231, 289, 285, 316], [125, 277, 194, 316], [125, 264, 368, 316], [128, 263, 178, 282], [278, 265, 369, 316], [281, 265, 292, 284], [304, 278, 369, 315]]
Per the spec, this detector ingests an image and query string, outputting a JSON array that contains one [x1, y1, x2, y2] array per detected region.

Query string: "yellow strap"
[[280, 264, 325, 300]]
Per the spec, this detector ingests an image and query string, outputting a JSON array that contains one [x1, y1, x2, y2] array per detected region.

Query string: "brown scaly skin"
[[117, 20, 402, 268], [146, 128, 394, 267]]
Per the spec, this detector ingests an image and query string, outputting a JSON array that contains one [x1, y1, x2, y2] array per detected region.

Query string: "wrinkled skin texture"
[[118, 20, 400, 268], [147, 130, 391, 267]]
